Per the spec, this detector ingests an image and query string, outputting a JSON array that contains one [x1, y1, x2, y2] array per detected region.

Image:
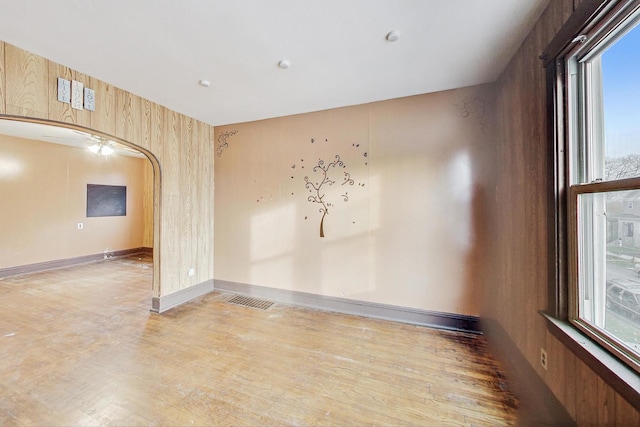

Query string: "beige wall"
[[142, 160, 153, 248], [0, 135, 147, 268], [215, 85, 495, 316], [0, 42, 215, 300]]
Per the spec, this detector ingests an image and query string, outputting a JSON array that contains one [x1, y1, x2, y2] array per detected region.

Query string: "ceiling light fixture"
[[88, 140, 115, 156], [386, 31, 399, 42], [199, 80, 211, 87], [278, 59, 291, 69]]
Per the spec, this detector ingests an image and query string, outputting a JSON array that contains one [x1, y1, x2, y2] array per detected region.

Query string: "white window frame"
[[566, 2, 640, 374]]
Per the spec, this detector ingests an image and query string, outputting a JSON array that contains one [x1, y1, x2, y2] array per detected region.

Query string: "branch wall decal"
[[216, 130, 238, 157], [455, 96, 487, 132]]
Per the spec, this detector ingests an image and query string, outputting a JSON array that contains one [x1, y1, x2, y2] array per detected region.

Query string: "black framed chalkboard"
[[87, 184, 127, 217]]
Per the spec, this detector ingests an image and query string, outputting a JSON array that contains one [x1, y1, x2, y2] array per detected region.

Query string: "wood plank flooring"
[[0, 255, 518, 426]]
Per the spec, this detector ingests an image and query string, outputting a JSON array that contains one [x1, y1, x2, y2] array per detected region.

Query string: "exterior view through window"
[[568, 8, 640, 372]]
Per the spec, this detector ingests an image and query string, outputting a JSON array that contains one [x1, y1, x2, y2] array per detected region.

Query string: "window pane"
[[577, 190, 640, 358], [602, 22, 640, 180]]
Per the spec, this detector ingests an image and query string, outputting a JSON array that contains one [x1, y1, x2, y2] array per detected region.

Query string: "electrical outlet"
[[540, 348, 548, 371]]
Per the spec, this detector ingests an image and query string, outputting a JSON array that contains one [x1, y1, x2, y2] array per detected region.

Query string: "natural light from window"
[[571, 12, 640, 372], [601, 19, 640, 359]]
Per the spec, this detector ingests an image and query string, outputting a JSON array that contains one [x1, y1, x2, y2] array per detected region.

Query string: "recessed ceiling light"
[[278, 59, 291, 69], [386, 31, 399, 42], [199, 80, 211, 87]]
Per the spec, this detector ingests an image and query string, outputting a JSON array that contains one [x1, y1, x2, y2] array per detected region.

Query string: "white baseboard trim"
[[152, 279, 214, 313], [214, 279, 481, 334]]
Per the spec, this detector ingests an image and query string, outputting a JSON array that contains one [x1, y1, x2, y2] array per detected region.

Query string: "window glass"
[[602, 23, 640, 180], [570, 13, 640, 371], [578, 190, 640, 359]]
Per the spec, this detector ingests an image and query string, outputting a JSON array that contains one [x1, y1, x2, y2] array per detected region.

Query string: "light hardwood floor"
[[0, 255, 518, 426]]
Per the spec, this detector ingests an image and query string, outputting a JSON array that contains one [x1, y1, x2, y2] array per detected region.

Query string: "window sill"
[[541, 312, 640, 409]]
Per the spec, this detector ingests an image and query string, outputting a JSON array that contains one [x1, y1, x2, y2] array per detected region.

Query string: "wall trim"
[[542, 312, 640, 410], [152, 279, 214, 313], [214, 280, 481, 334], [540, 0, 612, 65], [481, 318, 575, 425], [0, 247, 151, 279]]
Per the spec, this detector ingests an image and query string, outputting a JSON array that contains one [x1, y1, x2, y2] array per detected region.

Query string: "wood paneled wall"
[[0, 42, 214, 300], [487, 0, 639, 423]]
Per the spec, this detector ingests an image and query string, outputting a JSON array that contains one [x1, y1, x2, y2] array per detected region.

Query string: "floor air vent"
[[227, 295, 274, 310]]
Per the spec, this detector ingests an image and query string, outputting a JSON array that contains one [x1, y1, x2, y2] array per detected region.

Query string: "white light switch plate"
[[57, 77, 71, 103], [71, 80, 84, 110]]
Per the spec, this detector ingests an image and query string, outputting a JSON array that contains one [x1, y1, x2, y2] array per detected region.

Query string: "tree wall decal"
[[304, 154, 353, 237], [216, 130, 238, 157], [455, 95, 487, 132]]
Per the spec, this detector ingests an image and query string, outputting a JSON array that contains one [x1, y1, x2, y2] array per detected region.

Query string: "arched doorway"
[[0, 117, 161, 309]]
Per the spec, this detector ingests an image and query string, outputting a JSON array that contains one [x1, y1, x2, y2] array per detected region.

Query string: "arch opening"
[[0, 116, 162, 309]]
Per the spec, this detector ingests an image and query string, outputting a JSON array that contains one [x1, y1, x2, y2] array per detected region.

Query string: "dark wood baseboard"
[[0, 247, 152, 278], [139, 246, 153, 255], [480, 318, 575, 426], [214, 279, 481, 334], [151, 279, 214, 313]]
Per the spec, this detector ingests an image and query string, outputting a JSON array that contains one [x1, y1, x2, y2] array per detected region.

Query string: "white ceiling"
[[0, 0, 549, 126]]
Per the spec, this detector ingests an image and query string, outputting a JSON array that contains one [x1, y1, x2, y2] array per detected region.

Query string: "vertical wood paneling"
[[161, 109, 182, 293], [139, 99, 152, 152], [90, 79, 116, 135], [596, 376, 616, 426], [195, 122, 205, 273], [180, 115, 194, 288], [521, 31, 540, 371], [563, 348, 578, 420], [189, 118, 203, 283], [489, 0, 639, 423], [161, 195, 181, 294], [503, 44, 526, 348], [575, 360, 599, 424], [149, 102, 165, 300], [115, 88, 143, 145], [162, 109, 181, 196], [545, 332, 566, 404], [150, 102, 165, 164], [543, 0, 575, 47], [5, 44, 48, 118], [0, 42, 6, 114], [527, 15, 550, 376], [492, 0, 542, 410], [615, 394, 640, 425], [492, 0, 562, 410], [201, 121, 214, 279], [0, 42, 215, 305]]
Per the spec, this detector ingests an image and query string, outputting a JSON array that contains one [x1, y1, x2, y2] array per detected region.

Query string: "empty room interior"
[[1, 0, 640, 425]]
